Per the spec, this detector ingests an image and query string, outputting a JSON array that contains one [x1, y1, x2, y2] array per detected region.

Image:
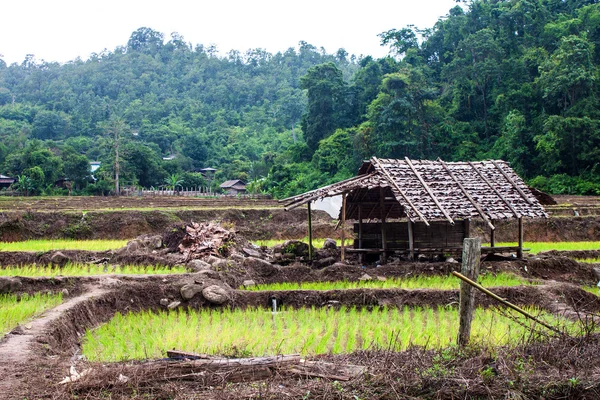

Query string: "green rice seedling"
[[0, 292, 63, 335], [582, 286, 600, 296], [242, 272, 533, 291], [82, 306, 580, 362], [0, 239, 128, 252], [492, 241, 600, 254], [0, 263, 187, 277], [577, 258, 600, 264]]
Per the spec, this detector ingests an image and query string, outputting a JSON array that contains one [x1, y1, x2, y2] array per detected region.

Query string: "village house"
[[220, 179, 247, 195]]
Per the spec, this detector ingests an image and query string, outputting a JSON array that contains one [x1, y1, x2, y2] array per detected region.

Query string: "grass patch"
[[0, 263, 187, 277], [494, 241, 600, 254], [241, 272, 533, 291], [582, 286, 600, 296], [577, 258, 600, 264], [82, 306, 575, 362], [1, 292, 63, 335], [0, 239, 128, 252]]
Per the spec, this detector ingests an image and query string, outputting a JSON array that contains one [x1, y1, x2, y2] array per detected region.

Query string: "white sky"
[[1, 0, 460, 65]]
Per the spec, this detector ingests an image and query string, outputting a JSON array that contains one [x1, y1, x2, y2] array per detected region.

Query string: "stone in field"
[[187, 259, 212, 272], [202, 285, 229, 305], [0, 277, 22, 294], [243, 257, 275, 277], [358, 273, 373, 281], [322, 238, 337, 250], [242, 279, 256, 287], [180, 283, 203, 300]]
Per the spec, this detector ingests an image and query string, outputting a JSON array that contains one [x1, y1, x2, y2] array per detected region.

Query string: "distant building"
[[0, 174, 15, 189], [220, 179, 247, 195], [90, 161, 101, 173]]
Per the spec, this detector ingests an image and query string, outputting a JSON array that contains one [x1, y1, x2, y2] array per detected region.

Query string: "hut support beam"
[[490, 219, 495, 248], [380, 187, 387, 265], [408, 220, 414, 261], [358, 206, 363, 264], [341, 193, 346, 262], [517, 217, 524, 259], [307, 202, 313, 261]]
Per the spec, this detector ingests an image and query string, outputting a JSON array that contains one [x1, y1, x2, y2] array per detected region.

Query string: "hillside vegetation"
[[1, 0, 599, 197]]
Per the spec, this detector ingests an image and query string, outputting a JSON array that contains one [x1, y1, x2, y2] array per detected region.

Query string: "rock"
[[187, 259, 212, 272], [205, 255, 221, 265], [194, 269, 221, 280], [0, 277, 22, 294], [243, 257, 276, 277], [359, 273, 373, 281], [330, 262, 348, 269], [231, 253, 245, 262], [312, 257, 336, 269], [50, 251, 70, 266], [126, 240, 143, 253], [322, 238, 337, 250], [167, 301, 181, 309], [61, 288, 69, 296], [242, 247, 262, 258], [159, 298, 169, 306], [202, 285, 229, 305], [593, 267, 600, 281], [446, 257, 459, 264], [144, 235, 163, 249], [417, 254, 428, 262], [376, 276, 387, 281], [212, 259, 234, 271], [180, 284, 204, 300], [242, 279, 256, 287]]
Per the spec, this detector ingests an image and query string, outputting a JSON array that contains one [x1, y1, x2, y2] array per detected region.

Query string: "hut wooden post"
[[380, 187, 387, 264], [458, 237, 481, 347], [341, 193, 347, 262], [464, 219, 470, 238], [358, 206, 363, 264], [517, 217, 524, 259], [307, 202, 313, 261], [407, 220, 414, 261], [490, 220, 495, 248]]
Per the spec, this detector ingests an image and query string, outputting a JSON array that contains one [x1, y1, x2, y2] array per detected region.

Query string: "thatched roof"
[[281, 157, 547, 227]]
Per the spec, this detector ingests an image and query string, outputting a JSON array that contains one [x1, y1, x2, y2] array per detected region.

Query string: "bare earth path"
[[0, 286, 109, 398]]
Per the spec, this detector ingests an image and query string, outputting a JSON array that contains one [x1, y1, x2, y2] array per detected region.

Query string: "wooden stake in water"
[[458, 237, 481, 347]]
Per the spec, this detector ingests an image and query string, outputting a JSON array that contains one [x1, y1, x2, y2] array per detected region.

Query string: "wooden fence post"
[[457, 237, 481, 347]]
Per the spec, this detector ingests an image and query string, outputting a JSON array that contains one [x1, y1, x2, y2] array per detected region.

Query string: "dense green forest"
[[1, 0, 600, 197]]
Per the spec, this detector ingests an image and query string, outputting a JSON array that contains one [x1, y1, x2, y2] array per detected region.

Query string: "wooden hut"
[[281, 157, 548, 262]]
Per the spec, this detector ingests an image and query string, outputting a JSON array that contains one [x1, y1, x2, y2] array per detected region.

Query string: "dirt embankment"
[[0, 208, 338, 241]]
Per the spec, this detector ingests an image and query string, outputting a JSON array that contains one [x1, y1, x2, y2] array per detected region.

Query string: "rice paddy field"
[[253, 239, 600, 255], [0, 292, 63, 335], [241, 272, 535, 291], [82, 306, 576, 362], [0, 263, 187, 277], [0, 239, 128, 252]]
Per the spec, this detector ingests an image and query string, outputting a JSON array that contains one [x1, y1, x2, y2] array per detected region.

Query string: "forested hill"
[[1, 0, 600, 198]]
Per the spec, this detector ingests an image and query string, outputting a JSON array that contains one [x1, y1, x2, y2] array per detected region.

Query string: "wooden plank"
[[517, 216, 524, 259], [438, 159, 495, 230], [458, 237, 481, 347], [341, 193, 346, 262], [308, 201, 313, 261], [380, 187, 387, 264], [372, 156, 430, 226], [407, 220, 414, 261], [468, 161, 521, 218], [358, 206, 363, 264], [491, 160, 535, 205], [404, 157, 454, 224]]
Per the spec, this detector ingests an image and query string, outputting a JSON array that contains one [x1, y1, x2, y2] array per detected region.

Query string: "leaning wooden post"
[[517, 217, 524, 259], [458, 237, 481, 347], [490, 219, 496, 248], [341, 192, 347, 262], [307, 201, 313, 261]]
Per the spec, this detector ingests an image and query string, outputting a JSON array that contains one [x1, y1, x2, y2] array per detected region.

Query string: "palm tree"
[[164, 173, 184, 194]]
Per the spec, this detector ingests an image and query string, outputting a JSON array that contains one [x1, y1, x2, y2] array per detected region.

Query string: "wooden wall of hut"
[[353, 220, 467, 252]]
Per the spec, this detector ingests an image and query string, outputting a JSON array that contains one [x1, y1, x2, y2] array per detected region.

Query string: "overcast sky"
[[1, 0, 460, 65]]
